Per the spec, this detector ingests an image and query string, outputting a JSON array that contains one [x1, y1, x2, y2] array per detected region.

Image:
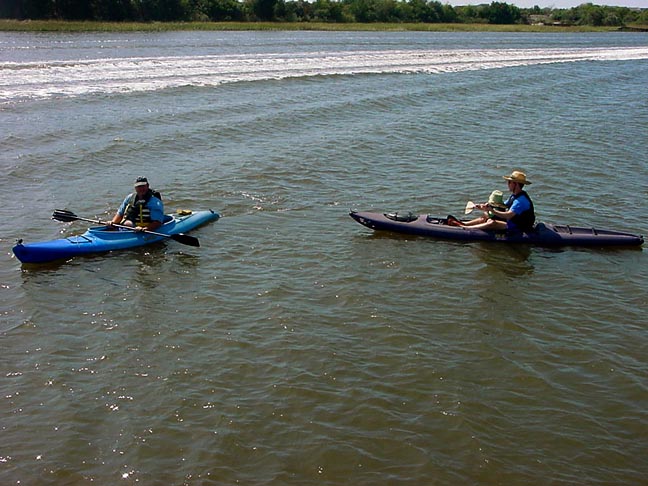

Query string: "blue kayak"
[[350, 211, 644, 247], [13, 210, 220, 264]]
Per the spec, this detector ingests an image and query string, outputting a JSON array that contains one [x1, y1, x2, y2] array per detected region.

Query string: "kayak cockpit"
[[87, 214, 176, 235]]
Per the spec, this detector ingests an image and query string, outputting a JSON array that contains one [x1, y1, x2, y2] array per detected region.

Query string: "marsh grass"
[[0, 19, 623, 33]]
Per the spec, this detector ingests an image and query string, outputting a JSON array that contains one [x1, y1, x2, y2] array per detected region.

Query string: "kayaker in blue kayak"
[[450, 170, 535, 232], [108, 177, 164, 232]]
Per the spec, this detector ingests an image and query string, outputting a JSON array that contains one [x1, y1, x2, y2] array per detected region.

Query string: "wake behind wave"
[[1, 47, 647, 103]]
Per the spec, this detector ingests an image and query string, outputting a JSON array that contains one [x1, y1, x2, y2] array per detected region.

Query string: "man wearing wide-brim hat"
[[457, 170, 536, 232]]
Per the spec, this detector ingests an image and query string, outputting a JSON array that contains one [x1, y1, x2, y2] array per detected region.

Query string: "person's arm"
[[109, 212, 123, 226], [475, 202, 511, 219], [488, 207, 515, 221], [490, 197, 527, 221], [107, 195, 130, 227]]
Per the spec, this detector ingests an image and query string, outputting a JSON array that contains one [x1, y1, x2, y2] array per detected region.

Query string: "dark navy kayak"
[[350, 211, 644, 247], [13, 210, 220, 264]]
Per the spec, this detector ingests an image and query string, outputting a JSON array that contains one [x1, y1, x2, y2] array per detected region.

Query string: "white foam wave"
[[1, 47, 647, 103]]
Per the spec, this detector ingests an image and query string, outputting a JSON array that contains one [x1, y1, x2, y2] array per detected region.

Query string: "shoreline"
[[0, 19, 638, 33]]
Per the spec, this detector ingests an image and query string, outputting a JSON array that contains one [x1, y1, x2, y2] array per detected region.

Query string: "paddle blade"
[[52, 209, 79, 222], [170, 233, 200, 247], [464, 202, 476, 214]]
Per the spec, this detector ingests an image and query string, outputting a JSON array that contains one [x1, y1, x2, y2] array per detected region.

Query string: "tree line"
[[2, 0, 647, 26]]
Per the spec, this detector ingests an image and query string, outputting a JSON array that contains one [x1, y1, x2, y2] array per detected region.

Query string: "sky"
[[448, 0, 648, 8]]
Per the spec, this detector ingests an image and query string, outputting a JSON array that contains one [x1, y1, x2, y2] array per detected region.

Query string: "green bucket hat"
[[487, 190, 506, 209]]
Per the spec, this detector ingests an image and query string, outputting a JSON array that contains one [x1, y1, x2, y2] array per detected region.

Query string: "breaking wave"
[[2, 46, 647, 103]]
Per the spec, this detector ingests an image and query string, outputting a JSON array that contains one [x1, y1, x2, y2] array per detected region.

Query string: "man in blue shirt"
[[453, 170, 535, 232], [108, 177, 164, 232]]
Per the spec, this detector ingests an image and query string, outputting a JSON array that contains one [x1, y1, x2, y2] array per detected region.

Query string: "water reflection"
[[13, 242, 205, 336], [16, 237, 207, 320], [17, 243, 169, 275], [16, 242, 195, 300], [472, 243, 535, 278]]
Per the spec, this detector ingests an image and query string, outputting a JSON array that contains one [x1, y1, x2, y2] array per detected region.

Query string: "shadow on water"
[[9, 242, 204, 332], [357, 229, 536, 277], [17, 240, 202, 294], [471, 241, 643, 281], [472, 242, 535, 278], [17, 243, 169, 274]]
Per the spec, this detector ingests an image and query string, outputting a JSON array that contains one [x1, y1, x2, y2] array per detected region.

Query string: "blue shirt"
[[118, 193, 164, 222], [506, 193, 531, 230]]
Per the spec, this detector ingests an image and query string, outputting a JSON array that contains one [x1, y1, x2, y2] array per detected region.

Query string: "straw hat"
[[487, 190, 506, 209], [503, 170, 531, 185]]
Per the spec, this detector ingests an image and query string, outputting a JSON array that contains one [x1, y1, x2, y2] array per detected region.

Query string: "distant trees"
[[551, 3, 644, 27], [484, 2, 520, 24], [1, 0, 646, 26], [202, 0, 245, 21]]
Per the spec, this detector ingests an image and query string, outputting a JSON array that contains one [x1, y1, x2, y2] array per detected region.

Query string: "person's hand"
[[134, 226, 145, 233]]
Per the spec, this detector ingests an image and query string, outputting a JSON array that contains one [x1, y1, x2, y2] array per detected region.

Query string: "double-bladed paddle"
[[52, 209, 200, 247]]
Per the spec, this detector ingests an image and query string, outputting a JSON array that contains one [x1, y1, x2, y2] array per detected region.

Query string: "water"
[[1, 31, 647, 485]]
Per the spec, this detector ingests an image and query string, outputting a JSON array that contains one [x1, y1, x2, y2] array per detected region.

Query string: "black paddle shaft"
[[52, 209, 200, 247]]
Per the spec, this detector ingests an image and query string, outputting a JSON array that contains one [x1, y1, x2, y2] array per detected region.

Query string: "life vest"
[[507, 190, 535, 231], [123, 189, 161, 227]]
